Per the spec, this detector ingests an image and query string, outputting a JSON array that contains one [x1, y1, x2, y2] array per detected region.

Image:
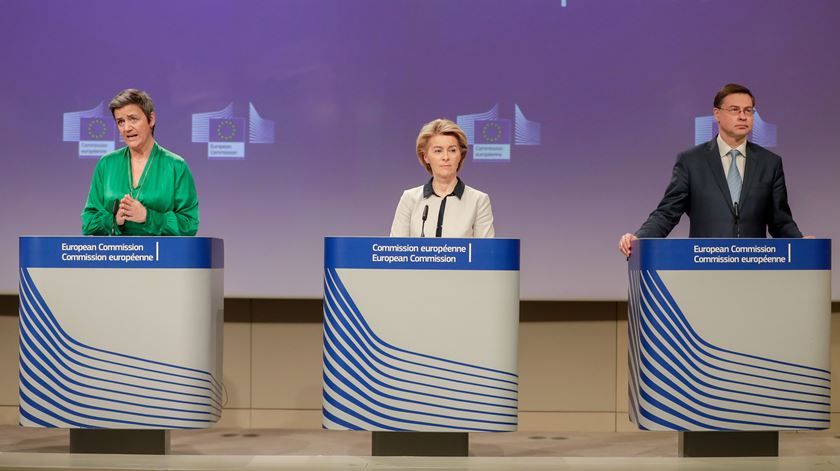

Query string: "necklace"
[[127, 146, 156, 200]]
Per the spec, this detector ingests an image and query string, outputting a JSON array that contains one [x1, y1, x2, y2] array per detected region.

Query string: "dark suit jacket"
[[636, 139, 802, 238]]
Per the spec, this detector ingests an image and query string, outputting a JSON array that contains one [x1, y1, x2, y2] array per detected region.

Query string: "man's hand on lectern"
[[618, 233, 638, 258]]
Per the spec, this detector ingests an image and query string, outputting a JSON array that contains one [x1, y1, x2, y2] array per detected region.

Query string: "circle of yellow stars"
[[480, 121, 503, 143], [87, 118, 107, 140], [215, 119, 238, 141]]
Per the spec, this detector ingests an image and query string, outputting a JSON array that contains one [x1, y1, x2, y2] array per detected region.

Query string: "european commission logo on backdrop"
[[694, 111, 777, 147], [191, 102, 275, 159], [62, 102, 119, 159], [456, 104, 541, 161]]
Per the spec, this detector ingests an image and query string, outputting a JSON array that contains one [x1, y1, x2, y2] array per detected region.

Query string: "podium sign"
[[321, 237, 520, 432], [628, 238, 831, 431], [18, 236, 224, 429]]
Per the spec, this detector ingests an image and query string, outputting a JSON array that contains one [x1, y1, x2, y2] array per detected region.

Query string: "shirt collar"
[[123, 140, 160, 159], [716, 134, 747, 159], [423, 177, 465, 199]]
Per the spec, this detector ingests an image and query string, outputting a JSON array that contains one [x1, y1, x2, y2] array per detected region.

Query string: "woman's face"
[[424, 134, 461, 180], [114, 104, 155, 152]]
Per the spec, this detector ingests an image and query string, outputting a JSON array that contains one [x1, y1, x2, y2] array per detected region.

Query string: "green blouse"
[[82, 143, 199, 236]]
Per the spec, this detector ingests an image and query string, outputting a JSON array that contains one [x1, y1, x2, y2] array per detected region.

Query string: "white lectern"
[[321, 237, 520, 455], [628, 238, 831, 456], [18, 236, 224, 453]]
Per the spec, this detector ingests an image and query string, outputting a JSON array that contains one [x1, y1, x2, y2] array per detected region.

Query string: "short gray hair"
[[109, 89, 155, 133]]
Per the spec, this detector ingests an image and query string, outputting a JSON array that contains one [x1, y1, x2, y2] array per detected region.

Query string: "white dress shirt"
[[389, 178, 495, 238]]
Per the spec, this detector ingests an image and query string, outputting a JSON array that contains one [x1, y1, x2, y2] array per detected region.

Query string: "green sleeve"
[[144, 161, 199, 236], [81, 160, 119, 235]]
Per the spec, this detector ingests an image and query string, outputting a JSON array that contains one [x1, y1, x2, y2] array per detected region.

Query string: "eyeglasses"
[[715, 106, 755, 117]]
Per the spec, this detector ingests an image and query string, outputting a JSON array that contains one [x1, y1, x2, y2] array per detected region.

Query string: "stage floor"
[[1, 427, 840, 470]]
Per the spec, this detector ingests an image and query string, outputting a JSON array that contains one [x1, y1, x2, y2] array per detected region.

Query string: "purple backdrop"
[[1, 0, 838, 299]]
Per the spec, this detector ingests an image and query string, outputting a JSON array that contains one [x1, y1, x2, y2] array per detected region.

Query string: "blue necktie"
[[727, 149, 742, 204]]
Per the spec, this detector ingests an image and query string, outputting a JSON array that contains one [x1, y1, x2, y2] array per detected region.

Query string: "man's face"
[[713, 93, 754, 143]]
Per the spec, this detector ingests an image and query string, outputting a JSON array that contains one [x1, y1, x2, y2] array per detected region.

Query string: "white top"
[[717, 134, 747, 179], [389, 179, 495, 238]]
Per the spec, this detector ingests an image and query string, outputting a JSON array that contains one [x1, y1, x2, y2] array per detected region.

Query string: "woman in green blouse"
[[82, 89, 199, 236]]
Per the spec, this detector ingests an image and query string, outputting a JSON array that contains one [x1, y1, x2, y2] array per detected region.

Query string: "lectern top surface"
[[20, 236, 224, 269], [324, 237, 519, 271], [630, 238, 830, 271]]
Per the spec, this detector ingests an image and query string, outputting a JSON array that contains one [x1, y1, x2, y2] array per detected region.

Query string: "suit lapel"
[[704, 139, 736, 215], [739, 142, 757, 206]]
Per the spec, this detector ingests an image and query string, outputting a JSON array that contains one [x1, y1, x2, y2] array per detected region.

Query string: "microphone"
[[420, 205, 429, 238], [111, 200, 120, 236], [734, 201, 740, 238]]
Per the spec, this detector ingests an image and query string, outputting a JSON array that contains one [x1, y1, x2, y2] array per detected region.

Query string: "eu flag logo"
[[209, 118, 245, 143], [472, 119, 512, 161], [474, 120, 511, 145], [457, 104, 540, 162], [78, 117, 115, 158], [208, 118, 246, 158], [80, 117, 115, 141]]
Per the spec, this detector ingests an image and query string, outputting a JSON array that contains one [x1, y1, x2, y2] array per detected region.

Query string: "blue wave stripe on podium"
[[19, 270, 222, 405], [322, 407, 362, 431], [629, 268, 830, 431], [20, 268, 223, 395], [323, 295, 516, 403], [639, 291, 830, 398], [323, 374, 513, 431], [19, 375, 199, 429], [322, 354, 515, 418], [19, 311, 221, 405], [627, 270, 648, 429], [326, 268, 517, 380], [323, 326, 517, 411], [324, 275, 516, 393], [324, 269, 517, 394], [19, 360, 214, 423], [639, 370, 826, 430], [640, 347, 827, 423], [641, 271, 828, 390], [20, 389, 93, 428], [19, 405, 55, 428], [646, 270, 830, 378], [637, 300, 829, 405], [323, 317, 515, 404], [18, 268, 221, 428], [638, 325, 828, 409], [321, 269, 517, 431], [19, 319, 219, 408]]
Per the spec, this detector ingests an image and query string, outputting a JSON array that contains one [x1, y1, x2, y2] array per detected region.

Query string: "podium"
[[628, 238, 831, 456], [321, 237, 520, 456], [18, 236, 224, 454]]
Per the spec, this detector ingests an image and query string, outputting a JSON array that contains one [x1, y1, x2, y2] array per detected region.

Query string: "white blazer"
[[389, 179, 495, 238]]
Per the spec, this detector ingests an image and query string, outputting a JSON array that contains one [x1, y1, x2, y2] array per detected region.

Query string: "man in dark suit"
[[618, 83, 802, 257]]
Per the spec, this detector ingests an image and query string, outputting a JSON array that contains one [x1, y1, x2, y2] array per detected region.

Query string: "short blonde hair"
[[415, 119, 469, 175]]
